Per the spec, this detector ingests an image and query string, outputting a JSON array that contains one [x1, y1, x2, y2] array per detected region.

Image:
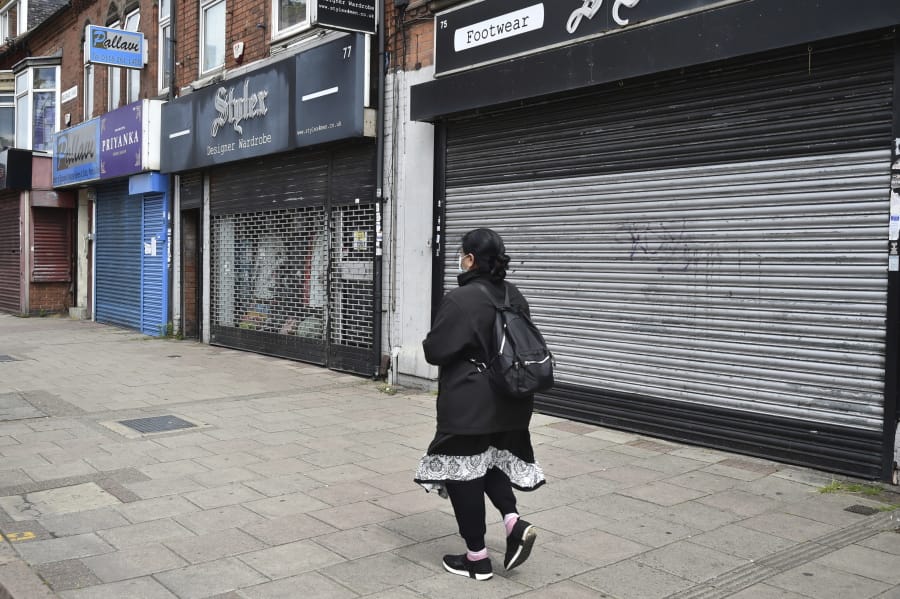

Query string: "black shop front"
[[161, 33, 379, 375], [411, 1, 900, 480]]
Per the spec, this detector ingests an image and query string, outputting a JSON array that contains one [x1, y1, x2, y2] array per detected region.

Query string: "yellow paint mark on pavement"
[[3, 532, 36, 542]]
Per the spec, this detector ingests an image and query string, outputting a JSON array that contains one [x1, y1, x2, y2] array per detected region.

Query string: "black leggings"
[[445, 468, 518, 551]]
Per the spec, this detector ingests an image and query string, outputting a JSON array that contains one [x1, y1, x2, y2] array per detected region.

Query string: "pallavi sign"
[[434, 0, 736, 75], [84, 24, 147, 69]]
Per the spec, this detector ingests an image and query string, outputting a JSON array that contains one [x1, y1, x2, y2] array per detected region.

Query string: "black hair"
[[461, 228, 510, 280]]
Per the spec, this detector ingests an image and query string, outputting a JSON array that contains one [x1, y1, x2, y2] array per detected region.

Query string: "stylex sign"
[[434, 0, 735, 75], [84, 24, 147, 69], [160, 33, 368, 172]]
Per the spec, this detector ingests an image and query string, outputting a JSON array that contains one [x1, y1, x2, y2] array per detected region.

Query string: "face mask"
[[458, 254, 467, 273]]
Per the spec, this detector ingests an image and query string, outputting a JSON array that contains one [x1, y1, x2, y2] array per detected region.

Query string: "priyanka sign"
[[52, 101, 163, 187], [84, 24, 147, 69]]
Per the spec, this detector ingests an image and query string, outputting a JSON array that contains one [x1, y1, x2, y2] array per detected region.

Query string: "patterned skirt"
[[414, 430, 546, 498]]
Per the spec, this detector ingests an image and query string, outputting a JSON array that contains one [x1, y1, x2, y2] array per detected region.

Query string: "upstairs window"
[[0, 90, 13, 148], [273, 0, 307, 38], [200, 0, 225, 75], [14, 64, 59, 152], [107, 8, 141, 110], [0, 0, 26, 41], [158, 0, 171, 94]]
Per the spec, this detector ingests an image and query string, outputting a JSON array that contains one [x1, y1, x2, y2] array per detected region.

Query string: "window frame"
[[271, 0, 310, 41], [123, 9, 140, 103], [199, 0, 226, 76], [158, 0, 171, 94], [106, 18, 121, 110], [83, 63, 94, 119], [0, 85, 13, 149], [0, 0, 26, 40], [13, 63, 60, 152]]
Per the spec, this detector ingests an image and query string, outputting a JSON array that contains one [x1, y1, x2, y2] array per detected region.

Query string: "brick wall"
[[29, 282, 70, 313], [19, 0, 166, 128], [387, 2, 437, 72], [171, 0, 270, 91]]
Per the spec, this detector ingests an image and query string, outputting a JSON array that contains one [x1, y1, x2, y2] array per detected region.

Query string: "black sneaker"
[[442, 553, 493, 580], [504, 519, 537, 571]]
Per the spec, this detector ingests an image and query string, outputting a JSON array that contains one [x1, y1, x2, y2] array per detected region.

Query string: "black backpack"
[[473, 282, 554, 399]]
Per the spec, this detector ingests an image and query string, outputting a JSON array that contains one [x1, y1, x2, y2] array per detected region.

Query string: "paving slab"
[[163, 528, 265, 564], [12, 533, 114, 565], [315, 524, 415, 559], [33, 559, 101, 592], [237, 571, 358, 599], [173, 505, 268, 535], [320, 551, 433, 595], [814, 544, 900, 584], [543, 529, 650, 566], [237, 540, 346, 578], [574, 558, 695, 598], [598, 515, 700, 548], [33, 509, 128, 542], [636, 540, 750, 583], [80, 543, 186, 582], [95, 519, 196, 549], [153, 557, 268, 599], [0, 483, 120, 522], [766, 560, 891, 599]]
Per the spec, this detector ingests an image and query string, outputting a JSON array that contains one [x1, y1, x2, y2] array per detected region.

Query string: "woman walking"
[[415, 228, 545, 581]]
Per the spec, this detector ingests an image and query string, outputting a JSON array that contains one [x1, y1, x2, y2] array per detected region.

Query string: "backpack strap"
[[469, 281, 508, 372], [473, 280, 510, 308]]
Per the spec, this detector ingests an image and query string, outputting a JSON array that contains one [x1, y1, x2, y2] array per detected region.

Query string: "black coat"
[[423, 270, 534, 435]]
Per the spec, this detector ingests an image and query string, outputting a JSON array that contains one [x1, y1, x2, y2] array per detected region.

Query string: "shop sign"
[[160, 33, 367, 173], [101, 101, 144, 179], [434, 0, 736, 75], [52, 120, 100, 187], [0, 149, 33, 190], [52, 100, 162, 187], [313, 0, 376, 35], [84, 25, 147, 69]]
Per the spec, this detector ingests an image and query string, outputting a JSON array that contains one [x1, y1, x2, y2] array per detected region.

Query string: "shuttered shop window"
[[31, 208, 71, 282]]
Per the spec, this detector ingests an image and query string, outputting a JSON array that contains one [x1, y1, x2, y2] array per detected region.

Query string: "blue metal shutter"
[[141, 194, 168, 336], [95, 183, 142, 330]]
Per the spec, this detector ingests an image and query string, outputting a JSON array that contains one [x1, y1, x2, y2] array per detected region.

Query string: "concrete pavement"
[[0, 312, 898, 599]]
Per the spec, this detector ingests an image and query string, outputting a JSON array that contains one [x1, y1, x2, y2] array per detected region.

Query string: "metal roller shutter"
[[0, 194, 20, 312], [141, 194, 169, 336], [440, 33, 894, 477], [96, 183, 142, 330], [179, 172, 203, 210], [31, 208, 71, 282]]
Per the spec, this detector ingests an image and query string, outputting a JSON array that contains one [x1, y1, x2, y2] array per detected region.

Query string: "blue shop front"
[[53, 100, 171, 336]]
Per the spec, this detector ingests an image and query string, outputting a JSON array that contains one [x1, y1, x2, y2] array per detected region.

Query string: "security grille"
[[330, 203, 374, 350], [211, 206, 328, 340]]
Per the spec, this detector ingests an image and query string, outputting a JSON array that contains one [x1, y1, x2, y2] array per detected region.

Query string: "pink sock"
[[467, 547, 488, 561], [503, 513, 519, 536]]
